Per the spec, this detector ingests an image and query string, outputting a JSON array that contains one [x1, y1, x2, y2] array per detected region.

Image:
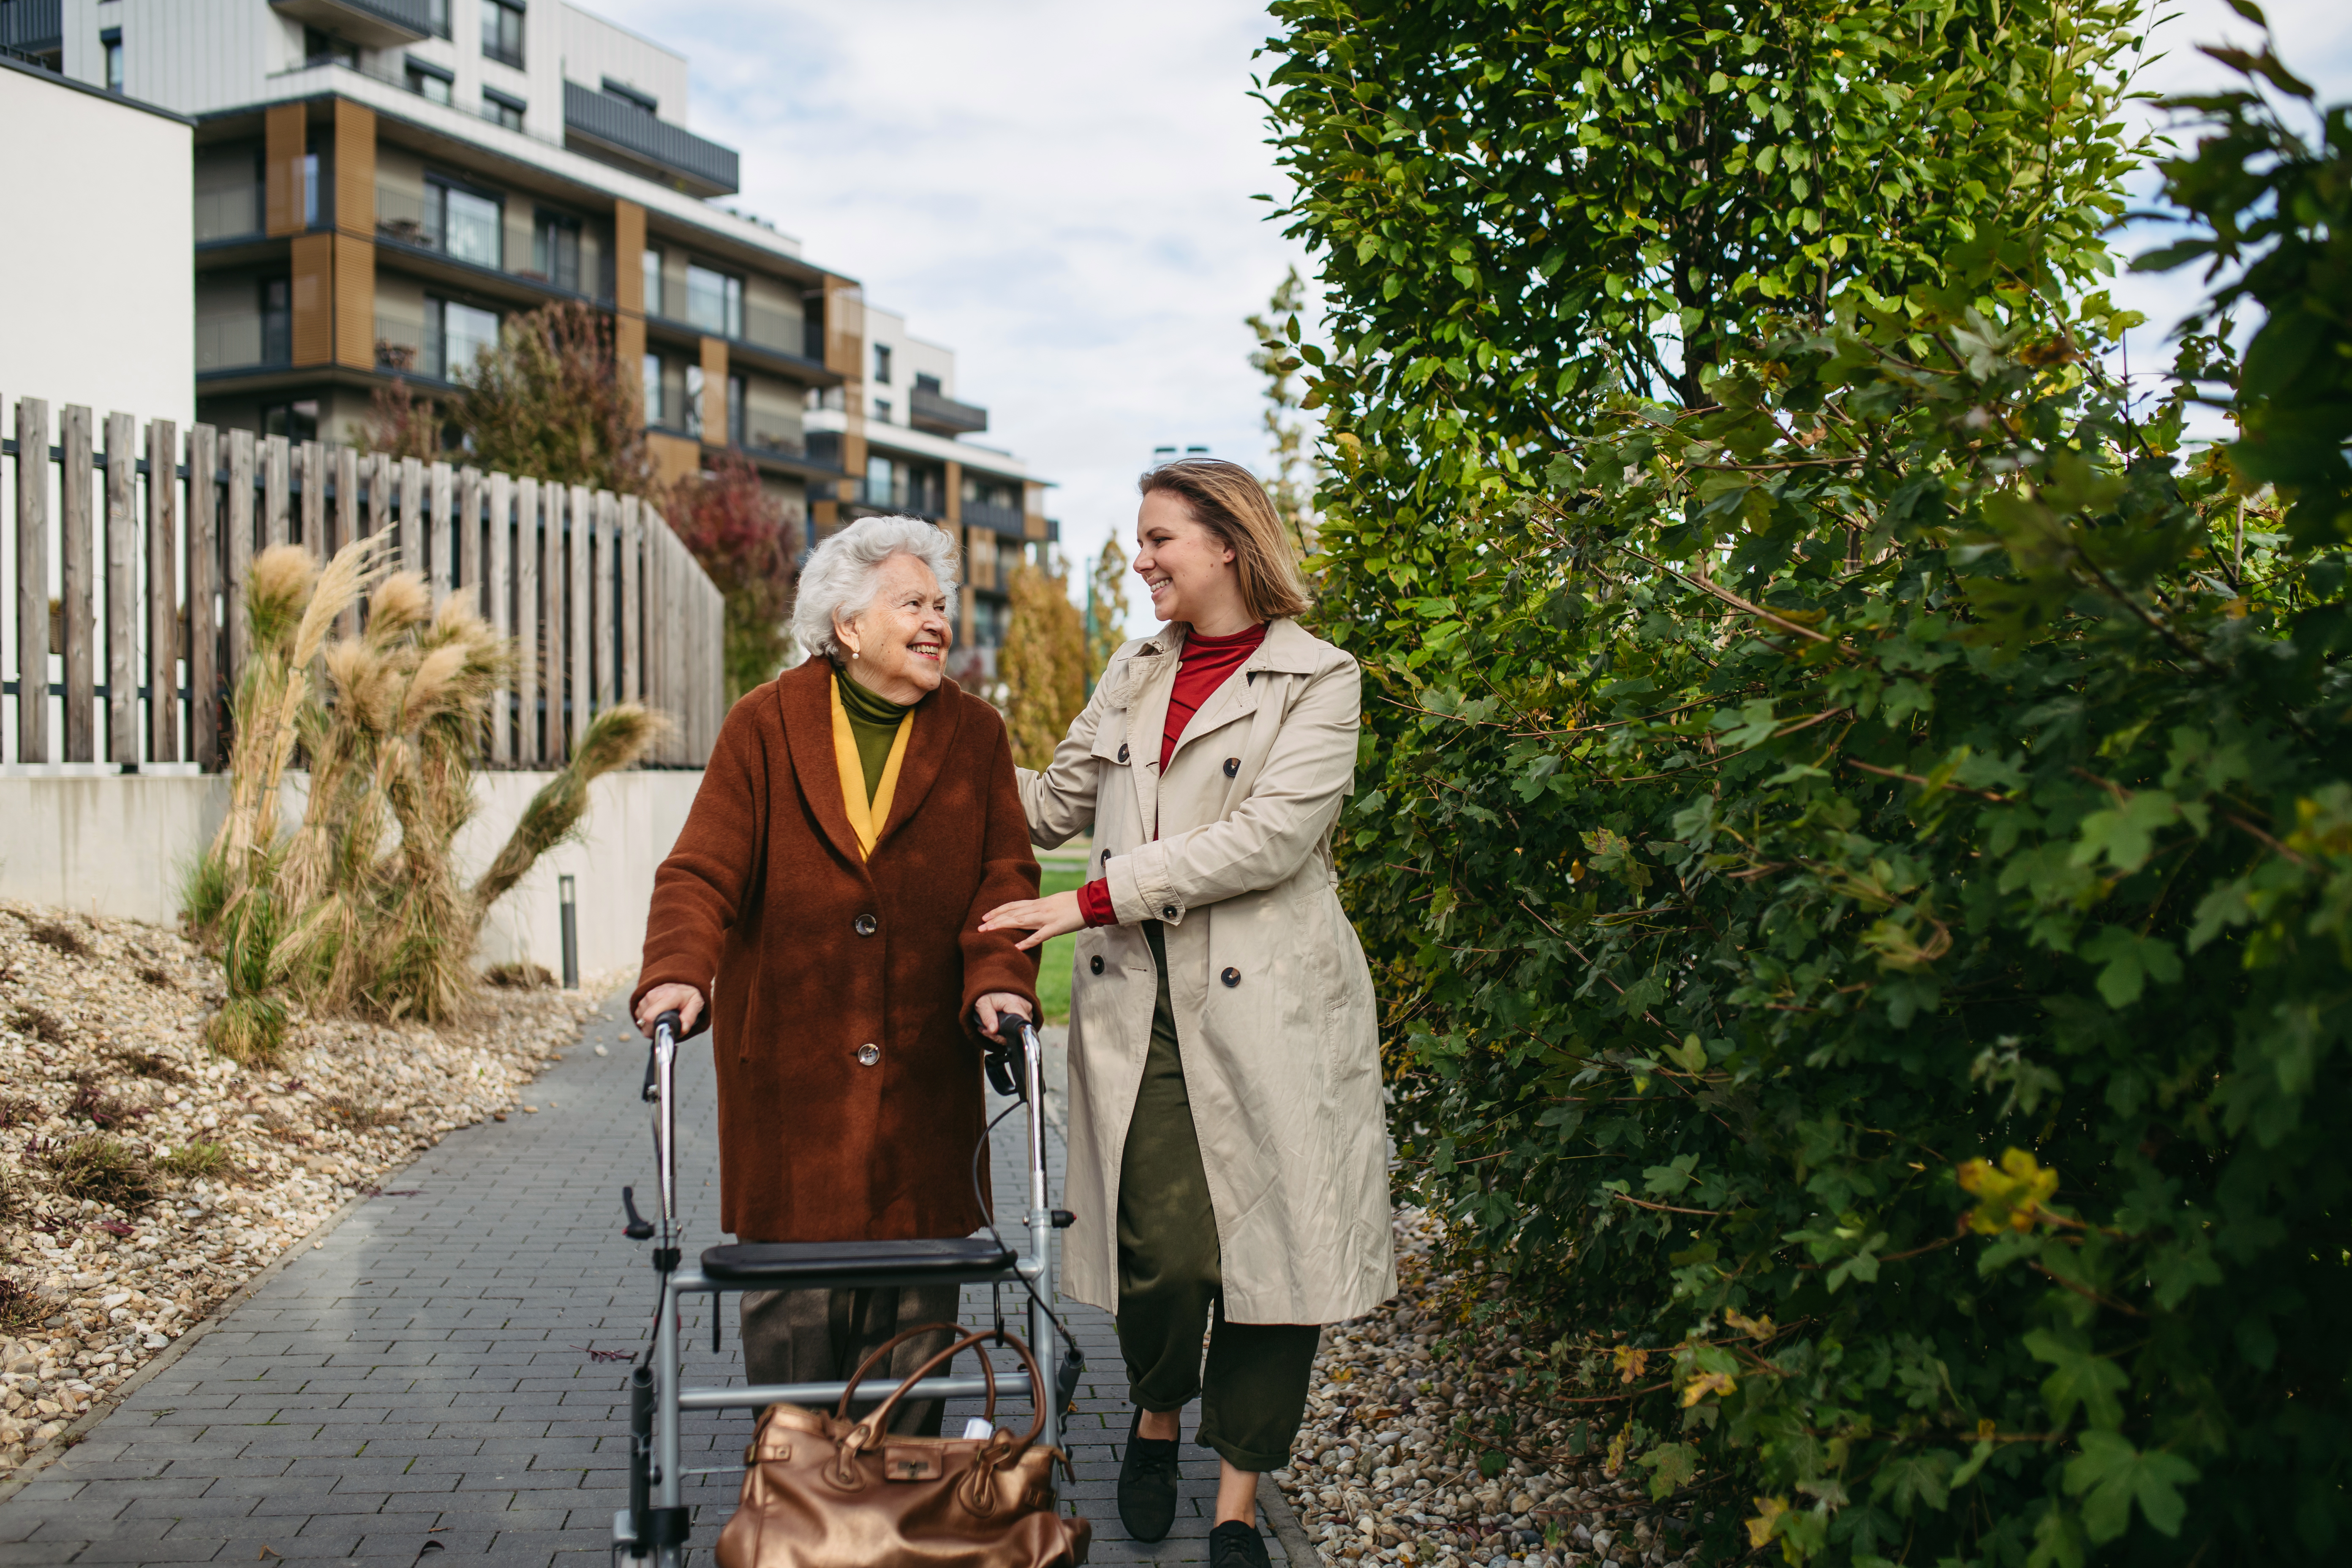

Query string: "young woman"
[[981, 460, 1393, 1568]]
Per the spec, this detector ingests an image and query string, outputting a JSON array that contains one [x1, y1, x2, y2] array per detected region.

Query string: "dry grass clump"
[[0, 1095, 42, 1129], [484, 961, 555, 990], [321, 1095, 396, 1130], [21, 919, 89, 958], [9, 1006, 65, 1048], [136, 963, 174, 989], [155, 1141, 230, 1180], [0, 1278, 41, 1334], [41, 1136, 156, 1210], [65, 1073, 134, 1130], [189, 539, 662, 1042], [114, 1048, 188, 1083]]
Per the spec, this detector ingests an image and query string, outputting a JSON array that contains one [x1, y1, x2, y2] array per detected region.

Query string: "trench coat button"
[[1223, 756, 1240, 778], [854, 914, 878, 936], [1116, 743, 1130, 764], [1089, 955, 1104, 975], [1161, 905, 1178, 919], [1221, 967, 1241, 988], [856, 1044, 880, 1066]]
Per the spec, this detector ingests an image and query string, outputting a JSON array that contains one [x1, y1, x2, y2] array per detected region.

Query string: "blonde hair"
[[1137, 459, 1309, 621]]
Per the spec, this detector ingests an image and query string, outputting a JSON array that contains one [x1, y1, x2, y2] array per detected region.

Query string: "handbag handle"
[[838, 1323, 1048, 1463], [836, 1320, 999, 1428]]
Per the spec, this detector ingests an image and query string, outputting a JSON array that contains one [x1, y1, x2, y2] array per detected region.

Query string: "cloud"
[[580, 0, 1307, 624]]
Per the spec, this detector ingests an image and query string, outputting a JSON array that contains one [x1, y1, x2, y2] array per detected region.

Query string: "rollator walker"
[[613, 1008, 1079, 1568]]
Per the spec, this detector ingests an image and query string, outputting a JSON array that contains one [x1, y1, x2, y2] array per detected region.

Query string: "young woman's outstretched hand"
[[979, 889, 1086, 951]]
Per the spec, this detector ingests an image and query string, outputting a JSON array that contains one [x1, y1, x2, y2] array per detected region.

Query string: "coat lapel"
[[874, 677, 965, 851], [778, 657, 868, 874], [1123, 628, 1182, 837]]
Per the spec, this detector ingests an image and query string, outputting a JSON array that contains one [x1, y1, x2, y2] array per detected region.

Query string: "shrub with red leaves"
[[667, 453, 800, 702]]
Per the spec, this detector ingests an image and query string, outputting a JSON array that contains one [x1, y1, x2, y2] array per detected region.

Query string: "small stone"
[[594, 1044, 609, 1056]]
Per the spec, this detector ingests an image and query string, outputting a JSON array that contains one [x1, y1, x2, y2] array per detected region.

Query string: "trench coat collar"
[[776, 656, 964, 871], [1124, 617, 1322, 816]]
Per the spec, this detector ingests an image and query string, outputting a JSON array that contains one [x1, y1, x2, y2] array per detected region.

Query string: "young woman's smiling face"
[[837, 552, 951, 703], [1133, 490, 1250, 636]]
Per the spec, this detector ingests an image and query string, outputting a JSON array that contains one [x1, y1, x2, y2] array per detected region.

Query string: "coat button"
[[856, 1044, 880, 1066], [1223, 757, 1239, 778], [1221, 967, 1241, 988], [854, 914, 878, 936], [1116, 743, 1130, 764], [1100, 848, 1111, 864], [1161, 905, 1178, 919], [1089, 955, 1104, 975]]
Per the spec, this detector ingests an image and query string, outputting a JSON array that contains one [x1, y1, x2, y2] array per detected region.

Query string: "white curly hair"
[[792, 514, 961, 662]]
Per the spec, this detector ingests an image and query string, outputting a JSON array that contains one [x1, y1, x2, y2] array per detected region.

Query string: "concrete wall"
[[0, 58, 195, 436], [0, 768, 705, 983]]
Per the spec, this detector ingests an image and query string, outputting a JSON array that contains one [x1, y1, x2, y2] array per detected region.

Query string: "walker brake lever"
[[977, 1010, 1032, 1100]]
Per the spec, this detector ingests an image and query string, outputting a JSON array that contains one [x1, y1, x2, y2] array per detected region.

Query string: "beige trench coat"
[[1015, 616, 1396, 1325]]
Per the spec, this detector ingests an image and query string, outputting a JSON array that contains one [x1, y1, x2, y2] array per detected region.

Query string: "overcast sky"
[[589, 0, 2351, 634]]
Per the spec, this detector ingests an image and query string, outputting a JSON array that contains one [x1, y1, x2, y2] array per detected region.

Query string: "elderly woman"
[[632, 513, 1040, 1436], [980, 460, 1393, 1568]]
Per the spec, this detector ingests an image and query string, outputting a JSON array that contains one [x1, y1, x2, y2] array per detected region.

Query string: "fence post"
[[367, 451, 390, 544], [619, 496, 642, 708], [568, 483, 591, 753], [263, 434, 289, 550], [593, 490, 617, 716], [188, 425, 220, 770], [147, 418, 179, 764], [516, 476, 541, 764], [14, 398, 49, 764], [335, 444, 360, 638], [489, 470, 513, 762], [60, 405, 95, 764], [458, 466, 483, 615], [400, 455, 424, 577], [298, 439, 324, 559], [646, 512, 667, 762], [540, 481, 562, 759], [226, 428, 255, 684], [105, 412, 140, 766], [429, 460, 454, 605]]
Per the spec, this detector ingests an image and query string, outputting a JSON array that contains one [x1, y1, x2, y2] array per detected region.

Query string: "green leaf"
[[2063, 1430, 2200, 1541], [2025, 1328, 2128, 1430], [2077, 926, 2183, 1007]]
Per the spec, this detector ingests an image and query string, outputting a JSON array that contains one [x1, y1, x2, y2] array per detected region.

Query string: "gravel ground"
[[0, 899, 609, 1482], [1274, 1210, 1705, 1568]]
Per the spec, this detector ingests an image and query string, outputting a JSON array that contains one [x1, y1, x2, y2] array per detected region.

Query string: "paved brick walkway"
[[0, 994, 1261, 1565]]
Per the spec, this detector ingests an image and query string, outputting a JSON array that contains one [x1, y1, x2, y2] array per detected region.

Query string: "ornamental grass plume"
[[471, 703, 666, 910]]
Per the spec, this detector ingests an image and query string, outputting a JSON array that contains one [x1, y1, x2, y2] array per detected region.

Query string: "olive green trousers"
[[1116, 922, 1321, 1474]]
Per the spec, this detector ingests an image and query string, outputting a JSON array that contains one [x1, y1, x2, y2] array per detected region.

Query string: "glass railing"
[[196, 310, 286, 372], [741, 303, 806, 357], [194, 182, 263, 242], [962, 499, 1027, 536]]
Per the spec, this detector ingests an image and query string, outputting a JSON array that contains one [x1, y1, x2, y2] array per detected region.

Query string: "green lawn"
[[1034, 861, 1086, 1024]]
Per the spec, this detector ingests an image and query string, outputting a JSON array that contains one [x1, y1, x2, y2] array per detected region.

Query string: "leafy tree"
[[1247, 265, 1321, 550], [999, 557, 1090, 768], [1085, 535, 1133, 675], [1264, 0, 2352, 1561], [665, 453, 799, 703], [364, 302, 653, 497]]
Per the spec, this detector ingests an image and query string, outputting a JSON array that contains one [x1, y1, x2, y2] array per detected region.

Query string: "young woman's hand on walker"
[[978, 889, 1086, 950]]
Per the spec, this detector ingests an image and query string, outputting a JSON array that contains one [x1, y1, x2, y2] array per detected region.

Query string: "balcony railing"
[[562, 80, 739, 198], [196, 308, 289, 373], [0, 0, 62, 54], [742, 303, 810, 359], [962, 499, 1026, 537], [194, 181, 264, 243], [269, 0, 431, 48], [911, 384, 988, 436]]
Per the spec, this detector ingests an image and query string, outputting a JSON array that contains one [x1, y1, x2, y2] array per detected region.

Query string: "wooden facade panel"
[[334, 100, 376, 235], [334, 232, 375, 370], [264, 103, 304, 238], [290, 232, 334, 367]]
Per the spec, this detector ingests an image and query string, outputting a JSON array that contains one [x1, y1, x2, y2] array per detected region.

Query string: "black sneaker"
[[1116, 1406, 1181, 1542], [1211, 1520, 1272, 1568]]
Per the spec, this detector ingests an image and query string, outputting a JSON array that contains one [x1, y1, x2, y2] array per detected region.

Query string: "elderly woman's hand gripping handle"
[[978, 890, 1086, 953], [634, 983, 705, 1039]]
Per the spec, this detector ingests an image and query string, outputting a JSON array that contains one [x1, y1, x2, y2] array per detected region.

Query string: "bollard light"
[[558, 874, 579, 990]]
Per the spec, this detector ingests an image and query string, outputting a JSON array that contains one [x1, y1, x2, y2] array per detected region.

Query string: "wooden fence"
[[0, 399, 725, 772]]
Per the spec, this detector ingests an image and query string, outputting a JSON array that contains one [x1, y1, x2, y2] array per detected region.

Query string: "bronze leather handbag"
[[714, 1324, 1092, 1568]]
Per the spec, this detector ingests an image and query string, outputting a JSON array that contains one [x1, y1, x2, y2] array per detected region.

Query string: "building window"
[[873, 398, 892, 423], [727, 374, 746, 447], [261, 278, 292, 365], [643, 354, 664, 424], [684, 365, 705, 440], [428, 297, 501, 381], [601, 75, 656, 112], [427, 0, 450, 38], [302, 27, 357, 68], [427, 180, 502, 267], [867, 454, 894, 509], [301, 151, 320, 227], [481, 0, 524, 67], [914, 371, 941, 395], [873, 343, 892, 384], [532, 211, 580, 292], [642, 247, 664, 316], [482, 87, 525, 131], [685, 263, 741, 338], [101, 27, 121, 91], [406, 57, 454, 104], [260, 400, 320, 444]]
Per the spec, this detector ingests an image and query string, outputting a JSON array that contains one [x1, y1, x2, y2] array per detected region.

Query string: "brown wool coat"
[[632, 656, 1041, 1245]]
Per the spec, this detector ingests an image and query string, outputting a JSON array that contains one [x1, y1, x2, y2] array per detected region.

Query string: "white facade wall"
[[556, 3, 689, 122], [0, 61, 195, 435]]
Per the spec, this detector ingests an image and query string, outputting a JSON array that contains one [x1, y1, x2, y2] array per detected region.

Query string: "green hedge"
[[1264, 2, 2350, 1561]]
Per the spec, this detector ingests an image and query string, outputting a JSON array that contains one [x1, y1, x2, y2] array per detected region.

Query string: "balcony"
[[194, 180, 264, 243], [196, 307, 290, 373], [562, 79, 738, 199], [269, 0, 430, 48], [962, 499, 1026, 537], [911, 384, 988, 436], [0, 0, 62, 57]]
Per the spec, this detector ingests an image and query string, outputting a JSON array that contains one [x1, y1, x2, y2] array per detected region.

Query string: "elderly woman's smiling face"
[[836, 551, 952, 704]]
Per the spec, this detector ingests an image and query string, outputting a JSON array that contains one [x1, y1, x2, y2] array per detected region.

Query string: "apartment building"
[[0, 0, 1050, 661]]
